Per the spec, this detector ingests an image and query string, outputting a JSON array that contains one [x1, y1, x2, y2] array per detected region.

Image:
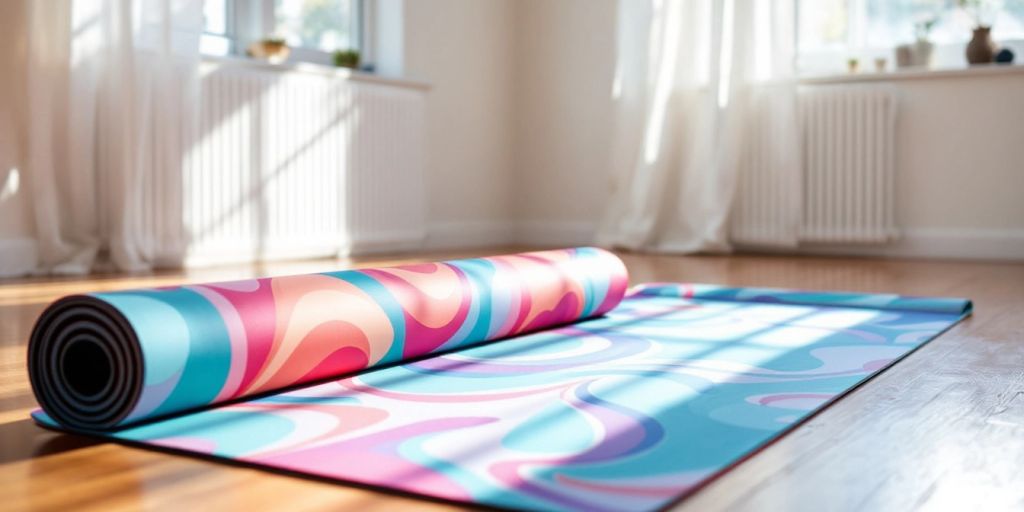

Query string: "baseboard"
[[424, 220, 598, 251], [425, 221, 1018, 261], [745, 228, 1024, 261], [0, 237, 38, 277], [151, 223, 1024, 268], [424, 221, 516, 250], [349, 230, 427, 256], [513, 221, 598, 248], [185, 240, 343, 268]]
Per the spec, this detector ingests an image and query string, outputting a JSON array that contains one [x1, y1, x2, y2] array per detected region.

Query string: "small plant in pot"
[[333, 49, 360, 69], [895, 16, 937, 69], [248, 37, 291, 64], [912, 18, 937, 68]]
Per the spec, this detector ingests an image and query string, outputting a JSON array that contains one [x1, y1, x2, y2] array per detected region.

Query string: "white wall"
[[0, 0, 29, 237], [511, 1, 1024, 260], [403, 0, 518, 248], [512, 0, 619, 246], [0, 0, 37, 276], [886, 75, 1024, 255]]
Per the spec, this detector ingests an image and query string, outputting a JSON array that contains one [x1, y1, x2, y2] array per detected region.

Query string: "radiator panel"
[[180, 63, 426, 266], [800, 85, 897, 243], [732, 84, 898, 246], [730, 87, 803, 247]]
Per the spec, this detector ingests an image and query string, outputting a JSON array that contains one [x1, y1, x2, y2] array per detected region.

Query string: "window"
[[274, 0, 361, 54], [797, 0, 1024, 74], [201, 0, 233, 55], [202, 0, 366, 67]]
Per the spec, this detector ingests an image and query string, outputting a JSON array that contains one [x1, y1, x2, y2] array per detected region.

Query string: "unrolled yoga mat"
[[28, 248, 971, 512]]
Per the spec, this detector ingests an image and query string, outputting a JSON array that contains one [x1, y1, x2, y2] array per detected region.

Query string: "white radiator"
[[731, 84, 899, 246], [799, 85, 898, 243], [182, 60, 427, 266], [729, 86, 804, 247]]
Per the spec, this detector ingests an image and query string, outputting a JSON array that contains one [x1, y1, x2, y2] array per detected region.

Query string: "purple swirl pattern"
[[33, 283, 971, 511]]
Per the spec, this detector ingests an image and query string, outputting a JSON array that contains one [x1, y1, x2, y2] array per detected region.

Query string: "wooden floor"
[[2, 248, 1022, 511]]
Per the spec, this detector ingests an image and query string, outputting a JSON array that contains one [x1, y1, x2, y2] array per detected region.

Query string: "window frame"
[[795, 0, 1024, 76], [203, 0, 369, 68], [200, 0, 236, 55]]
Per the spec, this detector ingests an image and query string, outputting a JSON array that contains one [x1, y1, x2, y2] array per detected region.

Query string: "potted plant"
[[895, 16, 937, 69], [912, 17, 937, 67], [960, 0, 999, 64], [333, 49, 361, 69], [247, 37, 291, 64]]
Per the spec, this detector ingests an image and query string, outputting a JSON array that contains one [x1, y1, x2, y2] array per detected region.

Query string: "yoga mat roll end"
[[28, 295, 143, 431]]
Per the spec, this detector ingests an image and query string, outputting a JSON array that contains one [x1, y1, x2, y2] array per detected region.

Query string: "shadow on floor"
[[0, 417, 102, 464]]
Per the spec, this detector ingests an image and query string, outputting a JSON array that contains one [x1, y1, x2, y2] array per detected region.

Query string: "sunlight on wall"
[[0, 168, 20, 202]]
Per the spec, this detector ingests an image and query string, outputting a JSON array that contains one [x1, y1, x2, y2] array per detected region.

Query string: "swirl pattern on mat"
[[64, 286, 970, 512], [84, 247, 628, 426]]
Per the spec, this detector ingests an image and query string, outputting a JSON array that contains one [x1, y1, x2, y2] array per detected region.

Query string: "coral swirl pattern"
[[35, 284, 971, 511], [29, 248, 628, 429]]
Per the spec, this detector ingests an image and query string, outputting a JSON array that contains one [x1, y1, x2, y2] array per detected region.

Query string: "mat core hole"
[[62, 339, 113, 398]]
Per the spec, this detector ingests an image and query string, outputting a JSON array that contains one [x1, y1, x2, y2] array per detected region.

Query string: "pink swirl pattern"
[[66, 247, 629, 426]]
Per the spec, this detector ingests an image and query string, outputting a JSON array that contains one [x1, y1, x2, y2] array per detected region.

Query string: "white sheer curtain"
[[597, 0, 800, 253], [24, 0, 202, 274]]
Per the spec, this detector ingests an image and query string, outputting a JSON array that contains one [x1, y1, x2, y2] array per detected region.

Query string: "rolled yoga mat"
[[28, 248, 972, 512], [29, 247, 629, 431]]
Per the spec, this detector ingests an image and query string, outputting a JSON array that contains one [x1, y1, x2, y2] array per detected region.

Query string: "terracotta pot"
[[966, 26, 997, 64], [248, 41, 291, 64]]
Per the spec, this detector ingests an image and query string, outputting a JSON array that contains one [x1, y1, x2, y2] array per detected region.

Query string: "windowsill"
[[800, 62, 1024, 85], [200, 54, 431, 91]]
